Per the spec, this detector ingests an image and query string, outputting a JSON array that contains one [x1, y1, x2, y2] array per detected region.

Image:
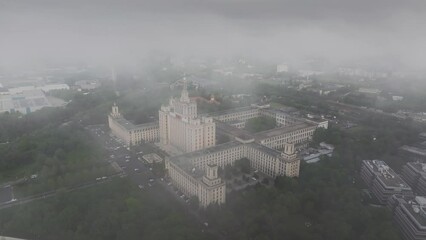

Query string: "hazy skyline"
[[1, 0, 426, 71]]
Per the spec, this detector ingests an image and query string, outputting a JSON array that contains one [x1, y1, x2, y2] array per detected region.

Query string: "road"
[[85, 125, 158, 189], [0, 175, 122, 210], [0, 185, 14, 204], [86, 125, 222, 238]]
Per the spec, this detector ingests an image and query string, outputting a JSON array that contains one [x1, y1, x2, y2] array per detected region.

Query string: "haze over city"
[[2, 1, 426, 240], [1, 0, 426, 71]]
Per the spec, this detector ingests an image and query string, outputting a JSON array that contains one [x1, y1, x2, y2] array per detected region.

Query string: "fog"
[[1, 0, 426, 71]]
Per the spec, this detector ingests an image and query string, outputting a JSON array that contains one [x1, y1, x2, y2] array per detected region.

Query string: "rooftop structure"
[[142, 153, 163, 164], [388, 195, 426, 240], [361, 160, 413, 204]]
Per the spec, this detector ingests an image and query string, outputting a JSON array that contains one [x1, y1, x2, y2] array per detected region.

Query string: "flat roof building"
[[402, 162, 426, 196], [400, 145, 426, 163], [361, 160, 413, 204], [388, 195, 426, 240]]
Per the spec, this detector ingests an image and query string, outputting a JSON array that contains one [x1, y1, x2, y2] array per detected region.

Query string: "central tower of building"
[[159, 79, 216, 153]]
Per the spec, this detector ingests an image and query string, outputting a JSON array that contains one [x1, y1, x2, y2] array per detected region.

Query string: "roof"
[[114, 117, 136, 130], [215, 120, 253, 139], [0, 237, 29, 240], [400, 145, 426, 157], [363, 160, 411, 190], [168, 141, 243, 178], [254, 122, 315, 141], [113, 117, 158, 131], [0, 89, 51, 113], [401, 200, 426, 226], [407, 162, 426, 174], [246, 142, 282, 158], [209, 106, 257, 117]]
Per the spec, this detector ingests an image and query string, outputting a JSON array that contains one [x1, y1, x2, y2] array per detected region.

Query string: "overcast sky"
[[1, 0, 426, 70]]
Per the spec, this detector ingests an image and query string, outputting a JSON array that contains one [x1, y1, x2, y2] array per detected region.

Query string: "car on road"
[[125, 159, 130, 162], [148, 183, 152, 187], [149, 178, 154, 182], [134, 168, 139, 172], [138, 184, 144, 189]]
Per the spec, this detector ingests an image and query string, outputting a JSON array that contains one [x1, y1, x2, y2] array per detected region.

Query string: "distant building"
[[401, 162, 426, 196], [302, 142, 334, 164], [419, 133, 426, 141], [276, 63, 289, 73], [37, 84, 70, 92], [0, 89, 51, 114], [361, 160, 413, 204], [400, 144, 426, 163], [358, 88, 381, 95], [108, 103, 159, 145], [388, 195, 426, 240], [392, 96, 404, 101], [75, 80, 100, 91], [0, 236, 29, 240]]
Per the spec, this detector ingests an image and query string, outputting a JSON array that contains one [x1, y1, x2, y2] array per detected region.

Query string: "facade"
[[388, 195, 426, 240], [166, 140, 299, 207], [402, 162, 426, 196], [361, 160, 413, 204], [159, 81, 215, 153], [108, 103, 159, 146]]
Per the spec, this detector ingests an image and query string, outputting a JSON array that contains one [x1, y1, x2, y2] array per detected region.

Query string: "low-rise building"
[[166, 141, 299, 207], [388, 195, 426, 240], [108, 103, 159, 145], [361, 160, 413, 204], [402, 162, 426, 196], [0, 89, 51, 114], [400, 145, 426, 163]]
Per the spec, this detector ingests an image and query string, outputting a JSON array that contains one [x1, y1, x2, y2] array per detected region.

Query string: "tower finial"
[[180, 74, 190, 102]]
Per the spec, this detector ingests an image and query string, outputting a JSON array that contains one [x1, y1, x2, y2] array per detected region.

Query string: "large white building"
[[108, 81, 327, 207], [159, 80, 215, 153], [108, 103, 159, 145]]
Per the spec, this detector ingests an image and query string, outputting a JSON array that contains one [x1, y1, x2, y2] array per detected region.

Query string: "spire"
[[180, 76, 190, 102], [111, 102, 120, 118]]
